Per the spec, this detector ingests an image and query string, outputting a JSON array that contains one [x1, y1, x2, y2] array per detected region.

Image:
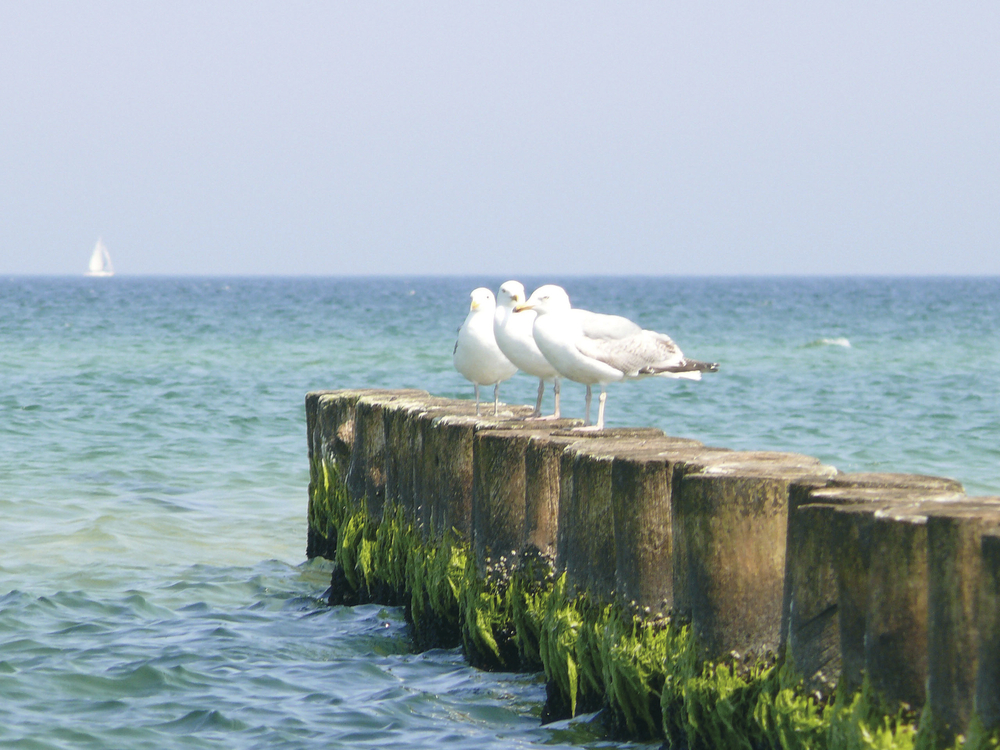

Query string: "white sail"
[[85, 239, 114, 277]]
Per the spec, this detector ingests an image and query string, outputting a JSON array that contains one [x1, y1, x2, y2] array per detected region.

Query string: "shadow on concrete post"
[[782, 474, 964, 696], [925, 501, 1000, 743], [677, 452, 836, 662]]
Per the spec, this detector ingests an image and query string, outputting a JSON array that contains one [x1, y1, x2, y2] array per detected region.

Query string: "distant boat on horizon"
[[85, 239, 114, 277]]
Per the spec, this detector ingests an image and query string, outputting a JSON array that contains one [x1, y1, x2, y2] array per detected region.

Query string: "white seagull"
[[453, 287, 518, 416], [516, 284, 718, 429], [493, 280, 562, 419]]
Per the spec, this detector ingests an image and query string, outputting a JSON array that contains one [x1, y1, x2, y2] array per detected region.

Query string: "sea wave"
[[804, 337, 851, 348]]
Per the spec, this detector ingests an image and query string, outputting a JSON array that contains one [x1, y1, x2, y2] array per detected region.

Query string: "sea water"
[[1, 276, 998, 749]]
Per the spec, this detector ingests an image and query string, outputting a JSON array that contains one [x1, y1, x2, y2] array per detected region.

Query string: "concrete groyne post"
[[677, 452, 836, 661], [413, 408, 475, 538], [925, 502, 1000, 741], [609, 441, 729, 614], [306, 388, 1000, 743], [805, 489, 962, 700], [471, 427, 567, 573], [524, 433, 587, 562], [865, 503, 935, 709], [306, 390, 337, 558], [783, 476, 964, 695], [555, 430, 665, 600], [307, 389, 427, 557], [978, 530, 1000, 731], [348, 391, 429, 519], [560, 442, 615, 598], [383, 396, 455, 519], [412, 404, 536, 539]]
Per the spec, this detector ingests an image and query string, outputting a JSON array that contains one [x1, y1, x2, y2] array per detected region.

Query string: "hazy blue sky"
[[2, 2, 998, 276]]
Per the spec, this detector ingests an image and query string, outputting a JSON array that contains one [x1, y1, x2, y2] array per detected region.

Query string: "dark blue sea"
[[2, 276, 998, 748]]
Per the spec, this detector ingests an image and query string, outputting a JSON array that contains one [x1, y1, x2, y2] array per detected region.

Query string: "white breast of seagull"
[[454, 291, 517, 386], [532, 309, 627, 385], [494, 302, 560, 380]]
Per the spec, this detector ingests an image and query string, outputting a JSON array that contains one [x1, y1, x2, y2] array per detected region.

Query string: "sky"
[[1, 2, 998, 276]]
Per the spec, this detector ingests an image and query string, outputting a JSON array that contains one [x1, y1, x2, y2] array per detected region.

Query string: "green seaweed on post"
[[536, 575, 583, 717]]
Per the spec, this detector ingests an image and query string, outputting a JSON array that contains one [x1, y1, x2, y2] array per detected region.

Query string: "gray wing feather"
[[575, 328, 685, 377]]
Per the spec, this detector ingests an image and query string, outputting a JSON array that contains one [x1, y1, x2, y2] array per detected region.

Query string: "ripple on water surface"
[[1, 276, 998, 748], [0, 561, 648, 750]]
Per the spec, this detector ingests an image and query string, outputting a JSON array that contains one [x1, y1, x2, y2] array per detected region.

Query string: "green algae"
[[309, 454, 999, 749]]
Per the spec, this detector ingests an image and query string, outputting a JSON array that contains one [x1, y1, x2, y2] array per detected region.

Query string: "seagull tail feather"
[[640, 359, 720, 378]]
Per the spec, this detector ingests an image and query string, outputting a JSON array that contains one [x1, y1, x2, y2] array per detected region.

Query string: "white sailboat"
[[85, 239, 114, 277]]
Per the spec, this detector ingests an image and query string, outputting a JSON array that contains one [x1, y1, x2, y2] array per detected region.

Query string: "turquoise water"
[[2, 276, 998, 748]]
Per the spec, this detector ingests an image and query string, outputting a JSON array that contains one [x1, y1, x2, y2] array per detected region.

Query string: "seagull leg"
[[493, 382, 500, 416], [474, 384, 481, 416], [532, 378, 544, 417], [596, 388, 607, 430], [530, 378, 562, 421], [584, 385, 592, 426]]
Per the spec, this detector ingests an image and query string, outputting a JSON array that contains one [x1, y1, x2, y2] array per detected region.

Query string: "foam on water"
[[1, 275, 998, 748]]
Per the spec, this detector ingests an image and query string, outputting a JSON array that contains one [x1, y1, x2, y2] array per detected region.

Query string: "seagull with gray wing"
[[516, 284, 718, 429]]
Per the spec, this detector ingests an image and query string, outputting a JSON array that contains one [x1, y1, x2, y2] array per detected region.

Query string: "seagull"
[[516, 284, 718, 429], [493, 280, 562, 419], [453, 287, 518, 416]]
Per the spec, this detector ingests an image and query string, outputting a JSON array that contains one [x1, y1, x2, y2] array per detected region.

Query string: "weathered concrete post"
[[677, 452, 836, 661], [383, 396, 454, 520], [801, 488, 963, 700], [925, 502, 1000, 741], [472, 427, 567, 572], [782, 475, 963, 695], [413, 407, 476, 538], [978, 530, 1000, 732], [865, 503, 936, 710], [306, 390, 338, 558], [524, 433, 587, 562], [413, 403, 535, 539], [347, 391, 429, 520], [610, 441, 729, 613], [555, 430, 665, 600], [307, 389, 427, 558]]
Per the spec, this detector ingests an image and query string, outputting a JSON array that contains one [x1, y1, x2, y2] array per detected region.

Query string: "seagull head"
[[496, 280, 526, 309], [515, 284, 572, 315], [468, 287, 496, 312]]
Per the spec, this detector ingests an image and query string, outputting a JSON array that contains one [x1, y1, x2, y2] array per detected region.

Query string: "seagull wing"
[[568, 309, 681, 376], [574, 309, 643, 340]]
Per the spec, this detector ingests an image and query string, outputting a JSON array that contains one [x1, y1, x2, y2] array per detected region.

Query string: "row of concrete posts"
[[305, 388, 1000, 740]]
